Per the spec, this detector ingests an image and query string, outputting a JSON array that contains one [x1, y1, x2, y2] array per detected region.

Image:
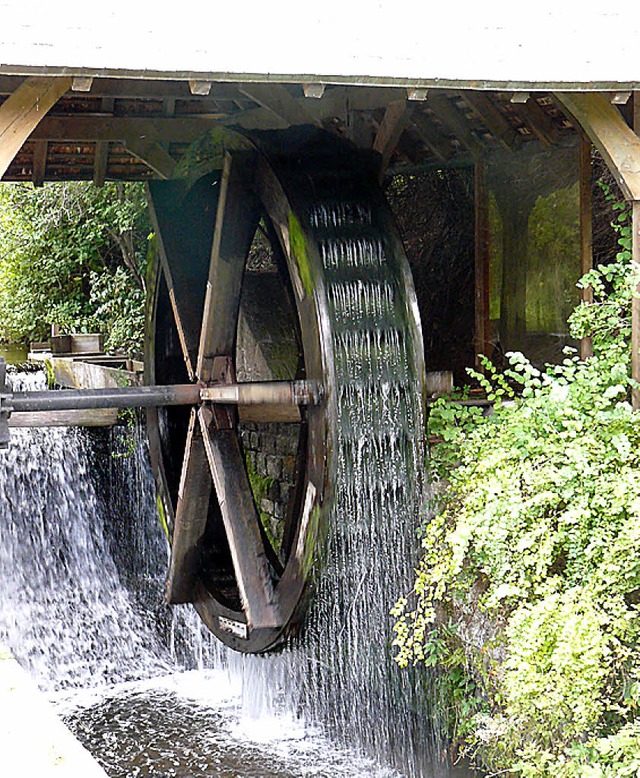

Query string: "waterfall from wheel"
[[0, 197, 451, 776]]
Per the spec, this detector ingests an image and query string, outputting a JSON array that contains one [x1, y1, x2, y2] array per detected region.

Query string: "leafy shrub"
[[393, 188, 640, 774]]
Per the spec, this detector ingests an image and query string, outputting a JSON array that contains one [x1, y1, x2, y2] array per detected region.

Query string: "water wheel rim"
[[145, 135, 336, 652]]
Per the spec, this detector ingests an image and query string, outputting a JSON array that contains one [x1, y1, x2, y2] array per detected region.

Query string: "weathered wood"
[[556, 92, 640, 201], [126, 138, 176, 179], [512, 97, 560, 146], [197, 153, 260, 382], [632, 93, 640, 410], [239, 83, 319, 128], [30, 115, 218, 143], [579, 135, 594, 360], [166, 409, 213, 603], [93, 141, 109, 187], [147, 175, 221, 379], [410, 110, 456, 162], [427, 93, 485, 158], [474, 162, 491, 367], [0, 76, 71, 179], [373, 100, 414, 174], [32, 140, 48, 186], [463, 92, 520, 151], [8, 409, 118, 427], [199, 407, 281, 629]]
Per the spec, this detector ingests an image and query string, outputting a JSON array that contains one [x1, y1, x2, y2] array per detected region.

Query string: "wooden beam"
[[579, 135, 594, 361], [32, 140, 48, 187], [512, 97, 561, 146], [0, 76, 71, 179], [632, 93, 640, 409], [30, 115, 219, 143], [427, 93, 484, 158], [373, 100, 414, 173], [93, 141, 110, 186], [239, 83, 320, 127], [555, 92, 640, 201], [474, 162, 491, 367], [125, 138, 176, 179], [462, 92, 521, 151], [410, 110, 456, 162], [71, 77, 93, 92]]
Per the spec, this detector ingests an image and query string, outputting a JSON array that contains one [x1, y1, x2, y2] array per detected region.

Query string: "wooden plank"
[[427, 93, 485, 158], [126, 138, 176, 179], [93, 141, 109, 187], [147, 175, 221, 379], [632, 93, 640, 410], [556, 92, 640, 201], [410, 110, 456, 162], [199, 407, 281, 629], [166, 408, 213, 603], [239, 83, 319, 127], [30, 116, 218, 143], [462, 92, 520, 151], [197, 152, 260, 382], [373, 99, 414, 173], [474, 162, 491, 368], [512, 97, 561, 146], [32, 140, 47, 186], [579, 135, 594, 360], [0, 76, 71, 179], [9, 409, 118, 427]]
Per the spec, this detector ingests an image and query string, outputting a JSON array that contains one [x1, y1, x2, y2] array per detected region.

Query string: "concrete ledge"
[[0, 646, 108, 777]]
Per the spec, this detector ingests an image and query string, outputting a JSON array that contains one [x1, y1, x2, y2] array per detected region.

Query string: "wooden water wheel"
[[145, 128, 425, 653]]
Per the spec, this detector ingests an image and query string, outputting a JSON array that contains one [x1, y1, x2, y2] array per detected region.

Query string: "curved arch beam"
[[555, 92, 640, 201], [0, 76, 71, 180]]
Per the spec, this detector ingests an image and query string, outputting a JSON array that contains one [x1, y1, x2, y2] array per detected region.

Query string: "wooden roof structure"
[[1, 4, 639, 184]]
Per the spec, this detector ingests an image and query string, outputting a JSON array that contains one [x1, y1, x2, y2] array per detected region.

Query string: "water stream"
[[0, 195, 460, 776]]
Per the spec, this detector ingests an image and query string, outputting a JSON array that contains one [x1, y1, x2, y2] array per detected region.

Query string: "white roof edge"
[[0, 65, 638, 93]]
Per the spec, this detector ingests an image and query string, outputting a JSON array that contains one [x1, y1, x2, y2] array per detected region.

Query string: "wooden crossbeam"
[[30, 115, 218, 143], [512, 97, 561, 146], [373, 100, 414, 173], [556, 92, 640, 201], [427, 93, 484, 158], [462, 92, 521, 151], [0, 76, 71, 179], [126, 138, 176, 179], [239, 83, 319, 127], [410, 110, 456, 162]]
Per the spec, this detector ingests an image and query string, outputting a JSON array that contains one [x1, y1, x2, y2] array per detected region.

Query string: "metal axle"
[[0, 361, 321, 448]]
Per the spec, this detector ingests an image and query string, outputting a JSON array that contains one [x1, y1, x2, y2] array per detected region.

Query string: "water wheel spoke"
[[166, 408, 213, 604], [148, 177, 221, 380], [197, 152, 260, 383], [198, 406, 281, 629]]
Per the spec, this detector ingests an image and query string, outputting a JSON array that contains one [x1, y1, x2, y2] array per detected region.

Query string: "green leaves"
[[393, 184, 640, 774], [0, 181, 149, 354]]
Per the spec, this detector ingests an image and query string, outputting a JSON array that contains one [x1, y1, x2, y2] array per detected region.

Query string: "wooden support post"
[[373, 100, 414, 176], [579, 135, 594, 360], [474, 162, 491, 368], [0, 76, 71, 180], [633, 93, 640, 409], [32, 140, 48, 187]]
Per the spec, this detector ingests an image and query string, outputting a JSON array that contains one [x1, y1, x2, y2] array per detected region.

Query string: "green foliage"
[[0, 181, 149, 355], [394, 186, 640, 774]]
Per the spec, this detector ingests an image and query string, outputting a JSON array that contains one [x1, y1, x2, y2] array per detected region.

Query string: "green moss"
[[288, 212, 315, 297], [156, 492, 169, 540]]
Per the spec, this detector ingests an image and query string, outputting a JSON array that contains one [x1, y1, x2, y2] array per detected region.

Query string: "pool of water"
[[56, 670, 402, 778]]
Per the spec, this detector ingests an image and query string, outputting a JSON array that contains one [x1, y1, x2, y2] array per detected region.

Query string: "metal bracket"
[[0, 357, 13, 449]]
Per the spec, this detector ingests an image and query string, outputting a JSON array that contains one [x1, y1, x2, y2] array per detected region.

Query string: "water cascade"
[[0, 194, 451, 776]]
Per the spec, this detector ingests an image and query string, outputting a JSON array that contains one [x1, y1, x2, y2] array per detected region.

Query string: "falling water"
[[0, 196, 448, 776], [239, 194, 444, 776]]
